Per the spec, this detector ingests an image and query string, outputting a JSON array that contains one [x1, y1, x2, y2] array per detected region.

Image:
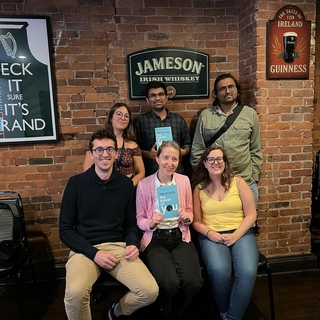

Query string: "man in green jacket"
[[190, 73, 263, 205]]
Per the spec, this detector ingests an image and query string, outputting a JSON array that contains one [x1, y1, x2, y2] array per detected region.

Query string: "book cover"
[[155, 126, 173, 149], [157, 184, 179, 219]]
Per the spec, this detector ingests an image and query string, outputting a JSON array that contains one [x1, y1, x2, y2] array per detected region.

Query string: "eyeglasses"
[[115, 111, 130, 121], [92, 147, 116, 156], [206, 157, 224, 165], [217, 84, 236, 93], [148, 92, 166, 99]]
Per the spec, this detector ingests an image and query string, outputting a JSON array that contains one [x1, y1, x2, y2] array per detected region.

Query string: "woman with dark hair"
[[136, 141, 202, 319], [83, 102, 145, 186], [192, 145, 259, 320]]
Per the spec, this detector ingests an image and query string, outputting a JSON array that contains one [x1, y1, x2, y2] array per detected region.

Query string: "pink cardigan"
[[136, 172, 193, 252]]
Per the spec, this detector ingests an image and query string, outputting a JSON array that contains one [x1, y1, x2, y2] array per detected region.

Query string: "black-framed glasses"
[[148, 92, 166, 99], [92, 147, 116, 156], [217, 84, 236, 93], [206, 157, 224, 165], [115, 111, 130, 121]]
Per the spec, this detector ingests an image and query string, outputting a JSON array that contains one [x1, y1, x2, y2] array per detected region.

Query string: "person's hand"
[[149, 143, 157, 160], [94, 250, 119, 270], [178, 209, 191, 223], [123, 245, 139, 262], [150, 212, 164, 229], [207, 230, 224, 243], [221, 233, 238, 247]]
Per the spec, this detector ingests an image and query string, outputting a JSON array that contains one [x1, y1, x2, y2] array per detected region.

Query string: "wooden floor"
[[1, 264, 320, 320]]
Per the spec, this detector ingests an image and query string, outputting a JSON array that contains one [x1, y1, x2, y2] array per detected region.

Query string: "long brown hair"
[[192, 145, 233, 191], [103, 102, 136, 141]]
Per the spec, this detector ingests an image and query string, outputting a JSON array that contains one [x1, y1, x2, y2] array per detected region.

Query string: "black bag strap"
[[205, 104, 244, 147], [115, 140, 125, 169]]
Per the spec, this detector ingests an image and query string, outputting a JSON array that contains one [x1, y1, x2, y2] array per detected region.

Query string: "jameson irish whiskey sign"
[[127, 47, 210, 99], [266, 5, 311, 79], [0, 16, 59, 145]]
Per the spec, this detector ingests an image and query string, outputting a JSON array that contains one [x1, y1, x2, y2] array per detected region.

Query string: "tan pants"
[[64, 242, 158, 320]]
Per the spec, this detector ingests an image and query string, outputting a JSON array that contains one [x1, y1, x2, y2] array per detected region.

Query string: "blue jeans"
[[199, 230, 259, 320], [143, 228, 202, 316], [249, 181, 258, 207]]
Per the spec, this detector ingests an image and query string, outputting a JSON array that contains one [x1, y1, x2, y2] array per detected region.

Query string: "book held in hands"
[[157, 184, 179, 219], [155, 126, 173, 149]]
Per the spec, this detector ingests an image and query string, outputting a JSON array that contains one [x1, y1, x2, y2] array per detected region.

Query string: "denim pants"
[[199, 230, 259, 320], [143, 228, 203, 316], [249, 181, 258, 207], [64, 242, 158, 320]]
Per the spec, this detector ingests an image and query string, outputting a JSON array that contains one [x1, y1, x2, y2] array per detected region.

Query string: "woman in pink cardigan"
[[136, 141, 202, 319]]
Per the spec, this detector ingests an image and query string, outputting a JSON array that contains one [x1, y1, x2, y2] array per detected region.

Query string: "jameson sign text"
[[127, 47, 210, 99]]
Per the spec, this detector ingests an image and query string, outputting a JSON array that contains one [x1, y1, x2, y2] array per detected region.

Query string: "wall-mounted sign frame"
[[127, 47, 210, 99], [0, 15, 59, 145], [266, 5, 311, 80]]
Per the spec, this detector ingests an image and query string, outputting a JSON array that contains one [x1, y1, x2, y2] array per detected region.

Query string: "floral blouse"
[[115, 146, 142, 176]]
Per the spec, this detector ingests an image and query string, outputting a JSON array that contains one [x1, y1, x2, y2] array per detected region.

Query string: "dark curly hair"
[[88, 128, 117, 152]]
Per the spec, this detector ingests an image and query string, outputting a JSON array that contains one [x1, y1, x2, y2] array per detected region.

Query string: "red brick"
[[0, 0, 315, 261]]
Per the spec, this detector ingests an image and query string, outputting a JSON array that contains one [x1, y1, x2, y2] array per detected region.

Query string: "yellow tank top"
[[199, 177, 244, 232]]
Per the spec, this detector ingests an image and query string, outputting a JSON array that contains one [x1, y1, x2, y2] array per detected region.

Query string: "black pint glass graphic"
[[283, 31, 297, 63], [0, 21, 53, 139]]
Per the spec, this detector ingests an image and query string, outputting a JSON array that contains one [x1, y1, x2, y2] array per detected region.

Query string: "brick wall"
[[314, 3, 320, 154], [0, 0, 316, 265], [254, 1, 316, 256]]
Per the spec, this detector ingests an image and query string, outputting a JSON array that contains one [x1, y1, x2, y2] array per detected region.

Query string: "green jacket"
[[190, 104, 263, 184]]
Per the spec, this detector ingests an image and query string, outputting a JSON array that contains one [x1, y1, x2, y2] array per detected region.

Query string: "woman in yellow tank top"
[[192, 145, 259, 320]]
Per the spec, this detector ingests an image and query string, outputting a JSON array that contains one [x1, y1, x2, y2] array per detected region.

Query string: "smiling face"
[[90, 138, 117, 178], [110, 105, 130, 132], [146, 87, 168, 113], [203, 149, 225, 176], [156, 146, 180, 178]]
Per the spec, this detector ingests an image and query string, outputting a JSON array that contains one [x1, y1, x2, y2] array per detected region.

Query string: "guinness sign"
[[127, 47, 210, 99], [266, 5, 311, 79]]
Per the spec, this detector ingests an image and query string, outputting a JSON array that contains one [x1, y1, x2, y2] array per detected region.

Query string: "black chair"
[[91, 271, 127, 304], [257, 251, 275, 320], [0, 191, 37, 320]]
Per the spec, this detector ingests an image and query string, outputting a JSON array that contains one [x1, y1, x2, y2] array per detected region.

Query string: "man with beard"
[[190, 73, 263, 205], [133, 81, 191, 176]]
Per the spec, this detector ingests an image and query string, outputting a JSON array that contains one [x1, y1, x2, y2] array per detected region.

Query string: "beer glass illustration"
[[283, 31, 297, 63]]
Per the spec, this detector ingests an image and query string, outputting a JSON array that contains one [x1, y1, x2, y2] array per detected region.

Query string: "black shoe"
[[108, 303, 119, 320]]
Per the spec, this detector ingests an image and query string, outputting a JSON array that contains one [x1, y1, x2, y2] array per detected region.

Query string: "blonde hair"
[[157, 141, 182, 164]]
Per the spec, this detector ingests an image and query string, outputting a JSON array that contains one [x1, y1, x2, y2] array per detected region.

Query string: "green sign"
[[127, 47, 210, 99]]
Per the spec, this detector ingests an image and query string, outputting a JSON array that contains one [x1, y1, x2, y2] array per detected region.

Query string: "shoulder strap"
[[115, 140, 125, 169], [205, 104, 244, 147]]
